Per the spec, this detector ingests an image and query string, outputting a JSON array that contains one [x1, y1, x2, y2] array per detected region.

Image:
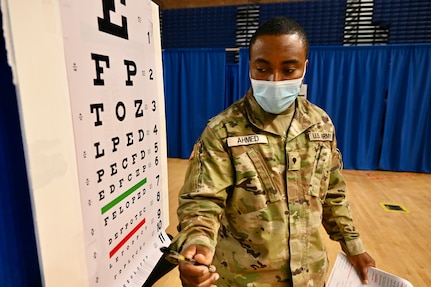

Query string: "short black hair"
[[249, 16, 309, 57]]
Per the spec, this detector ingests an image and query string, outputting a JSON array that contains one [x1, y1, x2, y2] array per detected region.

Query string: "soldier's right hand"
[[178, 244, 219, 287]]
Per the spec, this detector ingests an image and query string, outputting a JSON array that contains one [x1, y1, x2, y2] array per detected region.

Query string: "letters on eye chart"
[[59, 1, 169, 286]]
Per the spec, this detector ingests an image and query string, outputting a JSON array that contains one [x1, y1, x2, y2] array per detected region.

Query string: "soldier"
[[168, 16, 375, 287]]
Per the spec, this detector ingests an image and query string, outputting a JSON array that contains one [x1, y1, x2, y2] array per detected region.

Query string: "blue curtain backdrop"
[[380, 45, 431, 171], [238, 48, 251, 101], [306, 46, 389, 170], [225, 48, 251, 107], [162, 45, 431, 172], [162, 49, 226, 158], [225, 63, 239, 108]]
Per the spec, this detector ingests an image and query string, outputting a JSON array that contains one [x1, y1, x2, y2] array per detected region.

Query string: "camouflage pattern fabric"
[[170, 90, 365, 287]]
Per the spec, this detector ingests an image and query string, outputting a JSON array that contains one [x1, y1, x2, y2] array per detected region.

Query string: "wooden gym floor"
[[153, 158, 431, 287]]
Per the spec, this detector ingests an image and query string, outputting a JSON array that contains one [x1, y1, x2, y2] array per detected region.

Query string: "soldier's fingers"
[[180, 271, 219, 287]]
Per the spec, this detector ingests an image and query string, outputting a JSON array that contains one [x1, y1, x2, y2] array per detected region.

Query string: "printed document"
[[327, 253, 413, 287]]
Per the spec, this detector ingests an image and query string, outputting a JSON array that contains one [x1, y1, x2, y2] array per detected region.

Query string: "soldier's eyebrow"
[[281, 59, 299, 65], [253, 58, 270, 65], [252, 58, 300, 65]]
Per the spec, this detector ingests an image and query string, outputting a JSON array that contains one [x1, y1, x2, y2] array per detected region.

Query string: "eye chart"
[[59, 1, 169, 286]]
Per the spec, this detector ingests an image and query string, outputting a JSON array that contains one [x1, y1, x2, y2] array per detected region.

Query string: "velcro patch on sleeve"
[[227, 135, 268, 147], [308, 132, 333, 141]]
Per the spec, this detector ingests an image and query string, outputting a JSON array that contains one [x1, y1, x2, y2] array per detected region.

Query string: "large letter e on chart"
[[98, 0, 129, 39]]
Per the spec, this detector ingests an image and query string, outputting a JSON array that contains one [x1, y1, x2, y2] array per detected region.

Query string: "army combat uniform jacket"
[[170, 91, 365, 287]]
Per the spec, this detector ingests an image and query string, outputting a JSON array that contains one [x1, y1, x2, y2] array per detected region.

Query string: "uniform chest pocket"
[[308, 143, 331, 201], [231, 145, 282, 213]]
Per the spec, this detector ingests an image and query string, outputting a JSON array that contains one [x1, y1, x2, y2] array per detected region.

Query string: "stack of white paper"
[[327, 253, 413, 287]]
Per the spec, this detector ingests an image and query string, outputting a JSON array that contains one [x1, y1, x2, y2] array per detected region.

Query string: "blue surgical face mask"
[[250, 66, 306, 114]]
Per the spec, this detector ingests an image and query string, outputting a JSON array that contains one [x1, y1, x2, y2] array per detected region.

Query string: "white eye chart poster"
[[58, 1, 170, 286], [2, 0, 169, 285]]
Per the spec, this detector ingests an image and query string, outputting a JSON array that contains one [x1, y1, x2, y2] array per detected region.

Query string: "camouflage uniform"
[[170, 90, 365, 287]]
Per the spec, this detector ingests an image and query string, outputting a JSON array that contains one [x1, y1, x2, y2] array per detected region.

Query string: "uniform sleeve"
[[321, 141, 366, 256], [169, 125, 233, 253]]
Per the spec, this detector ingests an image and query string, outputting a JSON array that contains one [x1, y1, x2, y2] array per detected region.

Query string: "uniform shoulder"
[[297, 97, 333, 124], [206, 97, 248, 130]]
